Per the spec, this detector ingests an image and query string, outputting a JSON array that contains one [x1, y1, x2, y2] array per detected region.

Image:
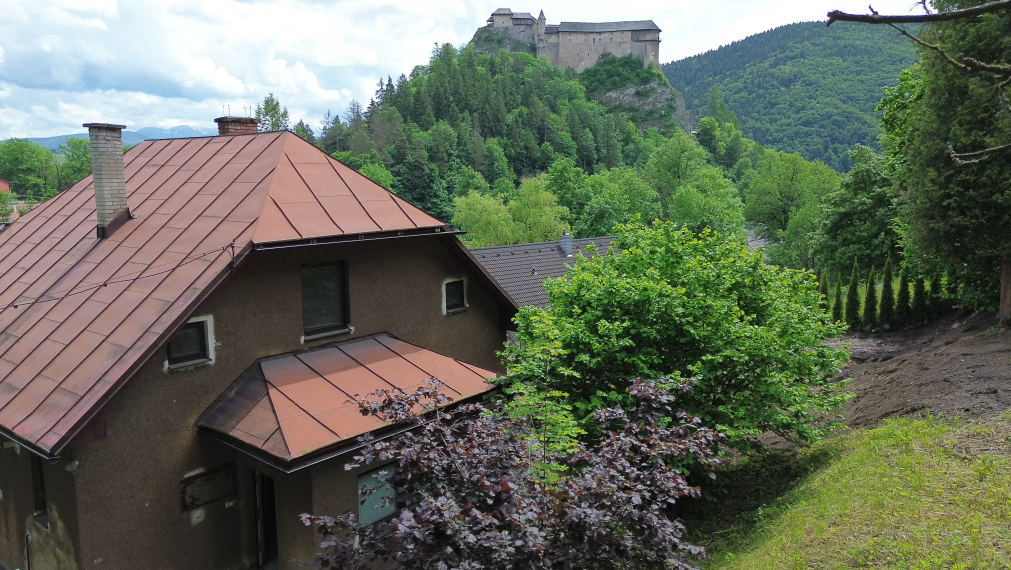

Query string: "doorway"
[[255, 472, 279, 569]]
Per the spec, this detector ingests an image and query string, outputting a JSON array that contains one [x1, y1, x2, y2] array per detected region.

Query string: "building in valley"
[[0, 117, 517, 570], [485, 8, 661, 72]]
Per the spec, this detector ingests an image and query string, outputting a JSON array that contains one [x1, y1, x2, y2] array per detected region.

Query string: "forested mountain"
[[662, 21, 917, 171], [27, 125, 217, 150]]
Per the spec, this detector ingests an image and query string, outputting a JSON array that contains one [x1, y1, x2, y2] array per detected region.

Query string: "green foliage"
[[575, 167, 661, 238], [912, 276, 926, 326], [358, 163, 396, 190], [255, 92, 290, 132], [818, 271, 829, 312], [862, 267, 877, 329], [509, 176, 570, 243], [831, 279, 843, 323], [452, 191, 519, 248], [845, 260, 861, 327], [666, 165, 745, 239], [743, 151, 839, 239], [293, 119, 316, 143], [55, 137, 92, 190], [501, 221, 850, 449], [896, 269, 911, 326], [501, 383, 585, 482], [663, 21, 918, 171], [879, 256, 895, 328], [0, 192, 16, 224], [579, 54, 668, 95]]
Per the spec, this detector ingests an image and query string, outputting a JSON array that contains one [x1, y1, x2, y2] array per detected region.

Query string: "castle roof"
[[512, 12, 535, 21], [557, 20, 660, 33], [491, 8, 512, 15]]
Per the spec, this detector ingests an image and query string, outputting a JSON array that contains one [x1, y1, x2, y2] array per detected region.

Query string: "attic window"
[[443, 278, 467, 314], [167, 319, 211, 368]]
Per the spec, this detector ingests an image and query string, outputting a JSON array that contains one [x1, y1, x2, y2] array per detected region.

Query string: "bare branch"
[[949, 142, 1011, 165], [828, 1, 1011, 26]]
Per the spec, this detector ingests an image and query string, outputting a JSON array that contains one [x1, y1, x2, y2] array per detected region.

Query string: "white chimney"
[[559, 232, 573, 256], [84, 123, 131, 239]]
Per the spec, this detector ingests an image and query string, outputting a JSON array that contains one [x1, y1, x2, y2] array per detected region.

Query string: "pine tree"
[[831, 279, 843, 323], [879, 256, 895, 327], [845, 259, 861, 328], [896, 269, 911, 326], [926, 274, 942, 319], [818, 270, 830, 312], [912, 276, 926, 325], [862, 267, 877, 330]]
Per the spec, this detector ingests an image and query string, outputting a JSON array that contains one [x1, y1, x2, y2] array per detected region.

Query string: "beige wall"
[[555, 30, 659, 72], [40, 235, 505, 570]]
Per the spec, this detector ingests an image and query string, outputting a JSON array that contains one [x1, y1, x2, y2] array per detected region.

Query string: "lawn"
[[681, 413, 1011, 569]]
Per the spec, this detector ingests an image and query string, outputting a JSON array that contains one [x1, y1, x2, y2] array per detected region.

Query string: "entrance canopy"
[[196, 334, 495, 468]]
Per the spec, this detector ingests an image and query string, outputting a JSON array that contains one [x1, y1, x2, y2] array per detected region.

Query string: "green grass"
[[681, 415, 1011, 569]]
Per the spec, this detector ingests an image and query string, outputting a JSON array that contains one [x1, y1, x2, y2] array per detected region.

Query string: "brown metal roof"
[[196, 333, 496, 465], [471, 236, 614, 308], [0, 131, 446, 456]]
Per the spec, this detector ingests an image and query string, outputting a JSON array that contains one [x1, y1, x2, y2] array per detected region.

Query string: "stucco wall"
[[555, 31, 659, 72], [59, 235, 505, 570]]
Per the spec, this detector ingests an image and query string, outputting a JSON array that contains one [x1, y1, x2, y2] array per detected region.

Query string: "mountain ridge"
[[24, 125, 218, 150]]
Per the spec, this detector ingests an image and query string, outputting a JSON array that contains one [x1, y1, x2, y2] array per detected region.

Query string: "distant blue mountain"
[[24, 125, 218, 150]]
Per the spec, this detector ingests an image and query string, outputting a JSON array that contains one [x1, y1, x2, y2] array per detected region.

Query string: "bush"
[[301, 379, 720, 570], [846, 260, 862, 328], [896, 269, 911, 326], [502, 221, 850, 449], [879, 257, 895, 328], [862, 267, 877, 330]]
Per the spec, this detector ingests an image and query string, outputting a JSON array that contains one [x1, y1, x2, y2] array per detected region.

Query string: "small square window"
[[303, 262, 349, 337], [444, 279, 466, 313], [167, 321, 209, 367], [357, 465, 396, 526]]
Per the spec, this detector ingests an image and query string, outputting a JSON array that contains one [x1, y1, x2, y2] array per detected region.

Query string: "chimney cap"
[[214, 116, 258, 124], [83, 123, 127, 130]]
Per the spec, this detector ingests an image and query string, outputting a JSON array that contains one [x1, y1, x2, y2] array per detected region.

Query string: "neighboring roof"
[[557, 21, 660, 33], [472, 236, 614, 308], [0, 179, 9, 191], [0, 131, 454, 457], [545, 25, 559, 34], [512, 12, 535, 20], [197, 333, 496, 467]]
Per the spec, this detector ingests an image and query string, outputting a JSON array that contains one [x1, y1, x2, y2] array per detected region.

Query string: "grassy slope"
[[661, 22, 917, 171], [682, 415, 1011, 569]]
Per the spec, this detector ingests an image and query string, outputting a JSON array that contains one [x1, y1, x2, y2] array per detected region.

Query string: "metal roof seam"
[[264, 195, 300, 237], [264, 375, 342, 441], [283, 153, 344, 235], [292, 352, 358, 403], [323, 154, 384, 231], [371, 335, 470, 395], [333, 342, 402, 394]]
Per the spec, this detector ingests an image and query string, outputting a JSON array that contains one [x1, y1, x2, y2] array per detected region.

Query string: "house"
[[0, 117, 518, 570], [0, 180, 9, 193], [472, 233, 613, 308]]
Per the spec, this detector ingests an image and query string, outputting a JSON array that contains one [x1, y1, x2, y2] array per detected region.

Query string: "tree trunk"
[[1001, 257, 1011, 328]]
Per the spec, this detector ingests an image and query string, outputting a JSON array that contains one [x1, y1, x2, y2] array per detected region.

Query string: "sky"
[[0, 0, 925, 138]]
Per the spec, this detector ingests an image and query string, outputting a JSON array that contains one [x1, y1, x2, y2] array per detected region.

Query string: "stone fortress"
[[486, 8, 661, 72]]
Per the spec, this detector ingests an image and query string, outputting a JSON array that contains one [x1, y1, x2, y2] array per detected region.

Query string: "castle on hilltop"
[[486, 8, 660, 72]]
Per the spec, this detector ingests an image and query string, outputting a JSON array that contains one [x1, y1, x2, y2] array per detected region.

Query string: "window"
[[167, 320, 210, 368], [357, 465, 396, 526], [30, 455, 48, 529], [443, 278, 466, 314], [302, 262, 349, 338]]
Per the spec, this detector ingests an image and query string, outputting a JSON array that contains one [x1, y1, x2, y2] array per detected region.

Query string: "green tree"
[[502, 221, 850, 449], [545, 157, 590, 224], [879, 256, 895, 327], [644, 130, 707, 219], [819, 271, 830, 312], [575, 167, 661, 238], [896, 269, 911, 326], [666, 165, 746, 239], [508, 176, 569, 243], [293, 120, 316, 143], [862, 267, 877, 329], [255, 93, 290, 132], [744, 151, 839, 240], [911, 276, 927, 326], [452, 191, 520, 247], [845, 259, 862, 327], [55, 137, 92, 191], [831, 278, 843, 323], [358, 163, 396, 190]]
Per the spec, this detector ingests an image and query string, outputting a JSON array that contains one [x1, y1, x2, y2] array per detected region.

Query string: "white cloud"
[[0, 0, 922, 138]]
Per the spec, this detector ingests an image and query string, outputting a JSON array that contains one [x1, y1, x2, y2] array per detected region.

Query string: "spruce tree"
[[862, 267, 878, 330], [818, 270, 829, 312], [912, 276, 926, 325], [926, 274, 942, 319], [879, 256, 895, 327], [831, 279, 843, 323], [896, 269, 911, 326], [845, 260, 861, 328]]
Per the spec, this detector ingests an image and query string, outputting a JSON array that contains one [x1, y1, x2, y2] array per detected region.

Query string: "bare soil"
[[836, 311, 1011, 428]]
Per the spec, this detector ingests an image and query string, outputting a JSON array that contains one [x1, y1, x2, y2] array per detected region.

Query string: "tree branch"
[[885, 23, 1011, 77], [828, 1, 1011, 26], [949, 141, 1011, 165]]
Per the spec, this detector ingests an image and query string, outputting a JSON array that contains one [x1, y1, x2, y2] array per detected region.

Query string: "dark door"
[[255, 472, 279, 569]]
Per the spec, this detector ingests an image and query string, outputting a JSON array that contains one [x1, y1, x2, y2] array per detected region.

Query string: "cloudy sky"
[[0, 0, 923, 138]]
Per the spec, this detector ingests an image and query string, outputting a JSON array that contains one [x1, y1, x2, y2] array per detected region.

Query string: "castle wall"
[[556, 30, 659, 72]]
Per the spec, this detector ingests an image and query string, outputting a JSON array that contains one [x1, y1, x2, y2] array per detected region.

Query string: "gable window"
[[167, 318, 212, 368], [357, 465, 396, 526], [303, 262, 349, 339], [443, 277, 467, 314]]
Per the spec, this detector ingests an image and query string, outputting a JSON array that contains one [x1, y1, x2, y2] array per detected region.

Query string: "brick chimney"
[[84, 123, 131, 239], [214, 116, 259, 136]]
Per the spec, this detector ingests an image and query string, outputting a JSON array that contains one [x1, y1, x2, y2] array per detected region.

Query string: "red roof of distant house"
[[197, 333, 496, 467], [0, 179, 9, 192], [0, 131, 456, 456]]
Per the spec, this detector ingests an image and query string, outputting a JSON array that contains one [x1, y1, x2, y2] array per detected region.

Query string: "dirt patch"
[[837, 311, 1011, 428]]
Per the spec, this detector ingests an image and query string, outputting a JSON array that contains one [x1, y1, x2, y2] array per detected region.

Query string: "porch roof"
[[196, 333, 496, 467]]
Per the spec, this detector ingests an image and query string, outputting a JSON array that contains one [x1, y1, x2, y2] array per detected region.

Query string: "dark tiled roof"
[[512, 12, 535, 20], [491, 8, 513, 15], [197, 333, 496, 465], [472, 237, 614, 308], [0, 131, 449, 456], [557, 21, 660, 33]]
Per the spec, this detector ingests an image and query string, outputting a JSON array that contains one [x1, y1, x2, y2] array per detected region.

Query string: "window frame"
[[442, 276, 468, 315], [357, 465, 397, 527], [166, 319, 212, 369], [301, 261, 351, 340]]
